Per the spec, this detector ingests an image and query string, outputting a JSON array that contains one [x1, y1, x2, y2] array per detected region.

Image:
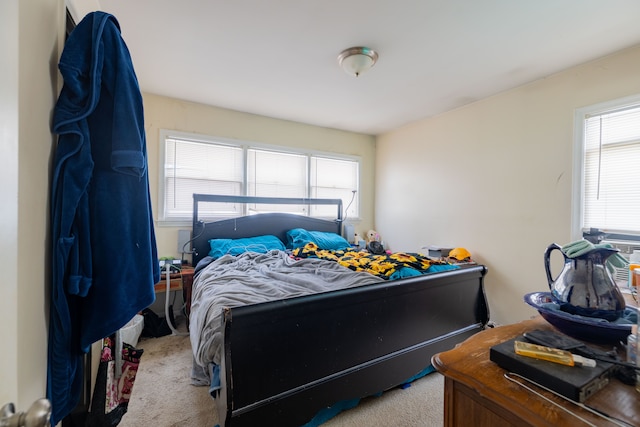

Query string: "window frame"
[[572, 93, 640, 241], [158, 129, 361, 226]]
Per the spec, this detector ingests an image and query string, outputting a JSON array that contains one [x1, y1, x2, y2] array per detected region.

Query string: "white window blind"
[[247, 149, 308, 214], [163, 137, 243, 220], [583, 105, 640, 234], [311, 157, 359, 218], [160, 131, 360, 223]]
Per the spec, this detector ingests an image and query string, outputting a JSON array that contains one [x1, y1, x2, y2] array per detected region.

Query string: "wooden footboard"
[[216, 264, 488, 427]]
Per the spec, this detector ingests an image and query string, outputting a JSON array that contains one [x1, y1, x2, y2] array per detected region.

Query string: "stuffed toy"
[[367, 229, 380, 243], [365, 230, 385, 254]]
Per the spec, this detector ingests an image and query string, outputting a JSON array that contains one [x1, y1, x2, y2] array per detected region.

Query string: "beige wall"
[[0, 0, 63, 412], [142, 93, 376, 261], [0, 0, 20, 407], [376, 44, 640, 326]]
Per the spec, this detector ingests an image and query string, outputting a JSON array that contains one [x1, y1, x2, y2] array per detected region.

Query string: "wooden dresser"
[[432, 317, 640, 427]]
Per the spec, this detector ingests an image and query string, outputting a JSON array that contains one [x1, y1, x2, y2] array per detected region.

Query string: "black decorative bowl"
[[524, 292, 637, 345]]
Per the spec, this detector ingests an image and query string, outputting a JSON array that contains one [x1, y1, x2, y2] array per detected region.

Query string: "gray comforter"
[[189, 250, 384, 384]]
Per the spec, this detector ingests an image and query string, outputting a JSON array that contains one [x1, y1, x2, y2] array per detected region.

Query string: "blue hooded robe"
[[48, 11, 159, 424]]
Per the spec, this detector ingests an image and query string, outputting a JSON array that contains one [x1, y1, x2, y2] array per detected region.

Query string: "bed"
[[188, 194, 489, 427]]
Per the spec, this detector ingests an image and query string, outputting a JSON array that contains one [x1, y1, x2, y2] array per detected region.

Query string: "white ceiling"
[[95, 0, 640, 135]]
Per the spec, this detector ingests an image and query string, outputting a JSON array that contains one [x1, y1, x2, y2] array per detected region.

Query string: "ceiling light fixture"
[[337, 46, 378, 77]]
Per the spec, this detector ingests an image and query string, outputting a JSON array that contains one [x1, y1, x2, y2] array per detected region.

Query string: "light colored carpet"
[[118, 320, 444, 427]]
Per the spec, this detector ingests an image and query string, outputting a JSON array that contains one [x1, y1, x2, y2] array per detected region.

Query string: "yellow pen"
[[514, 340, 596, 367]]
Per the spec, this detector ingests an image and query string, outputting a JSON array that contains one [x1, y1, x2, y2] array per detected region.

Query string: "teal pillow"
[[286, 228, 350, 250], [208, 235, 285, 258]]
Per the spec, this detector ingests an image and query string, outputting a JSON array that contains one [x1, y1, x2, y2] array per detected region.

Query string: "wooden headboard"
[[190, 194, 343, 266]]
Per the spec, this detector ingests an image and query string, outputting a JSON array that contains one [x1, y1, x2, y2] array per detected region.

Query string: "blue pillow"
[[286, 228, 351, 251], [208, 235, 286, 258]]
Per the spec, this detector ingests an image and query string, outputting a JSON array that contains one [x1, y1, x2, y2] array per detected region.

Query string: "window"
[[310, 157, 359, 218], [159, 130, 360, 223], [574, 95, 640, 239]]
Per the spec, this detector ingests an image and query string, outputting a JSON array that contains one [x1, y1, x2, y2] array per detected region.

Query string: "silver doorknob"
[[0, 399, 51, 427]]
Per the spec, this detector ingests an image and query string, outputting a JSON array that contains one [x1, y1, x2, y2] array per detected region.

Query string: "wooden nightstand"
[[432, 317, 639, 427], [153, 272, 183, 293], [180, 267, 195, 330], [153, 266, 195, 330]]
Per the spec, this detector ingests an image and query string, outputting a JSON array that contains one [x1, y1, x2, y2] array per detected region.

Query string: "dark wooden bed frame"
[[190, 194, 489, 427]]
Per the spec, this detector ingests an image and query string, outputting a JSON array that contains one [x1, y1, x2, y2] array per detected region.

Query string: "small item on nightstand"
[[490, 336, 613, 402], [514, 341, 596, 367], [633, 268, 640, 291], [630, 249, 640, 290]]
